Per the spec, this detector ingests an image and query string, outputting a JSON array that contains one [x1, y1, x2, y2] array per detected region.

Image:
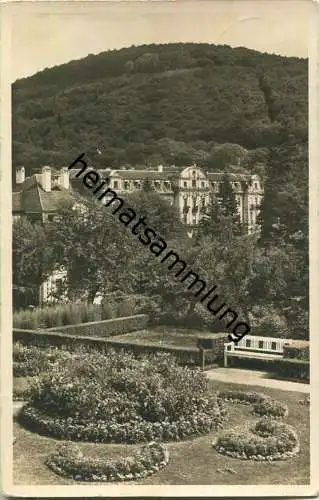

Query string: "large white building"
[[92, 164, 263, 234]]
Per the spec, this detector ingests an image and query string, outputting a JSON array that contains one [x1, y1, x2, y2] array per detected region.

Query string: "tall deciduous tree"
[[13, 217, 56, 307]]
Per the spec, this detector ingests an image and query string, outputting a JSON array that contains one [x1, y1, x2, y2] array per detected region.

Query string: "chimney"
[[42, 166, 51, 192], [59, 167, 70, 190], [16, 166, 25, 184], [158, 165, 163, 173]]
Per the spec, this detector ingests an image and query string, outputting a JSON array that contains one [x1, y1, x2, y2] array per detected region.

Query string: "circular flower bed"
[[214, 418, 300, 461], [217, 390, 288, 419], [46, 441, 169, 482], [18, 350, 226, 443]]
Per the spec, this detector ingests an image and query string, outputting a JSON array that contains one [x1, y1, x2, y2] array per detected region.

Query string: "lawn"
[[109, 326, 213, 348], [13, 379, 310, 486]]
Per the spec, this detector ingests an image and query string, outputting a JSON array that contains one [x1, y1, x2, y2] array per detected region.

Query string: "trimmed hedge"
[[271, 358, 309, 382], [46, 441, 169, 482], [46, 314, 149, 338], [13, 327, 220, 368], [214, 418, 300, 461], [226, 356, 309, 383], [217, 390, 289, 419]]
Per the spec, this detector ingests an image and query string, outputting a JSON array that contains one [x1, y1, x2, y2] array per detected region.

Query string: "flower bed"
[[13, 342, 72, 377], [214, 418, 300, 461], [46, 441, 169, 482], [217, 390, 288, 419], [18, 350, 227, 443], [19, 399, 225, 443]]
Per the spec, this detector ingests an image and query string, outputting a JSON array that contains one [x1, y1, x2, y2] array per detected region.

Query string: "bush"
[[18, 351, 226, 443], [283, 342, 309, 361], [217, 390, 289, 419], [13, 342, 70, 377], [214, 418, 300, 461], [46, 441, 169, 482], [250, 307, 289, 338]]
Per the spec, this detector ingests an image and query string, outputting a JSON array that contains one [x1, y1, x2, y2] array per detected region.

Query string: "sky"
[[9, 0, 310, 82]]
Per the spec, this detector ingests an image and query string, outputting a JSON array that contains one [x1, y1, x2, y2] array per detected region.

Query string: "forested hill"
[[12, 43, 307, 175]]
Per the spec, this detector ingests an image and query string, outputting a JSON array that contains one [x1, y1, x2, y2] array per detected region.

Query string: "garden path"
[[205, 367, 310, 393]]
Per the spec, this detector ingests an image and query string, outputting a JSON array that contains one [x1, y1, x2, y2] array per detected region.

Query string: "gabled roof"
[[12, 174, 72, 214]]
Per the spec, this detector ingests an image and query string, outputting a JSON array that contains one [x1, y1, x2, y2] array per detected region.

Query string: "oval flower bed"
[[217, 390, 288, 419], [18, 350, 227, 443], [46, 441, 169, 482], [214, 418, 300, 461]]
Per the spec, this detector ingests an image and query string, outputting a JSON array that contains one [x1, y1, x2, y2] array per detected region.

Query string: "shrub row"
[[271, 358, 309, 382], [46, 441, 169, 482], [214, 418, 300, 461], [19, 399, 226, 444], [227, 357, 309, 383], [13, 296, 144, 330], [217, 390, 288, 419]]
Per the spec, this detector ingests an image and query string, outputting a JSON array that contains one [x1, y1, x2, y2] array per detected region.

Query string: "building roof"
[[13, 174, 72, 214], [207, 172, 251, 182], [110, 169, 180, 181]]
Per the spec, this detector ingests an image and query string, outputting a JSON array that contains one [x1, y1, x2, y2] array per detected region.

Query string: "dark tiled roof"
[[38, 187, 72, 211], [12, 174, 72, 214], [207, 172, 251, 182], [111, 169, 180, 180]]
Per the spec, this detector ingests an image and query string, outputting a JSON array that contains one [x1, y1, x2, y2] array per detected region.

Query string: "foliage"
[[13, 218, 56, 307], [46, 441, 169, 482], [13, 342, 68, 377], [19, 350, 226, 443], [214, 418, 300, 461]]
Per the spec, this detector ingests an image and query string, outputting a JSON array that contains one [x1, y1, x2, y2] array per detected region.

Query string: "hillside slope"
[[12, 43, 307, 174]]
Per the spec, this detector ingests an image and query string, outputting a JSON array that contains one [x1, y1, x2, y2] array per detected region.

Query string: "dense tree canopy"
[[12, 43, 307, 175]]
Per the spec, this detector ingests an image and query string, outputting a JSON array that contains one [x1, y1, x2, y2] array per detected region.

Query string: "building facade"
[[94, 164, 263, 234]]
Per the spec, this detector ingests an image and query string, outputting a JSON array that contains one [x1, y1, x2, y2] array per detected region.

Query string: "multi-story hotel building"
[[93, 164, 263, 234]]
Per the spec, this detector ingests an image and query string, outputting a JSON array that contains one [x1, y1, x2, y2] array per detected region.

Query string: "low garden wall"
[[45, 314, 148, 338]]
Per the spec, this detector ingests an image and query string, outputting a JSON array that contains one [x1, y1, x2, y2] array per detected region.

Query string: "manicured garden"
[[13, 342, 310, 485], [108, 326, 211, 348]]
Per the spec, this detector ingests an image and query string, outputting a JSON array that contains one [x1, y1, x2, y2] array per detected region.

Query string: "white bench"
[[224, 335, 290, 367]]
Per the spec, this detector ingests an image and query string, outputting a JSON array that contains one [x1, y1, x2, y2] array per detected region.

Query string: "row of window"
[[109, 179, 260, 191]]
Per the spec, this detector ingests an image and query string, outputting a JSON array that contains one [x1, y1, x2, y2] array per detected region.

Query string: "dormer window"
[[254, 182, 258, 189]]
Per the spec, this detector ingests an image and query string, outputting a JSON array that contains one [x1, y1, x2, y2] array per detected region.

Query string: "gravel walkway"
[[205, 367, 310, 393]]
